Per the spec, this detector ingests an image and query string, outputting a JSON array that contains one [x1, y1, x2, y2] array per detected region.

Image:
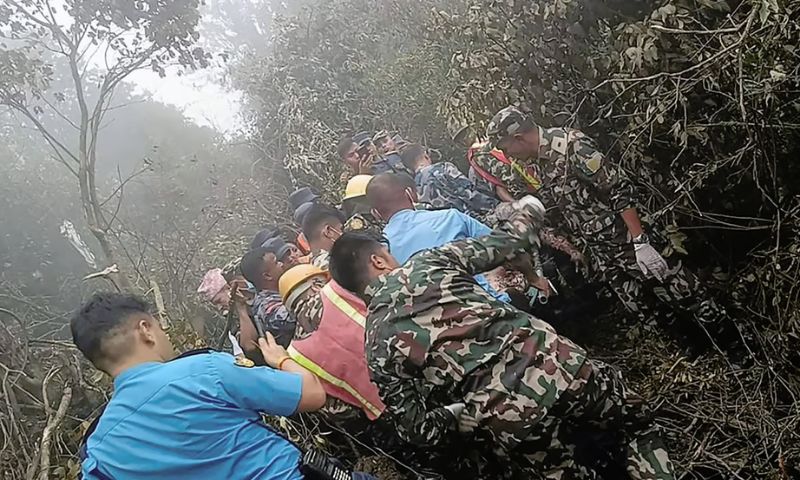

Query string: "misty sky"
[[121, 2, 251, 135], [127, 68, 242, 134]]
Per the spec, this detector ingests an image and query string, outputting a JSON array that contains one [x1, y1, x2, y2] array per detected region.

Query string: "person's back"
[[84, 351, 303, 480], [383, 207, 511, 302], [416, 162, 499, 218], [383, 208, 481, 264]]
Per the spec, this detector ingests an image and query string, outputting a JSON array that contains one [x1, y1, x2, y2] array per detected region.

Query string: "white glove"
[[634, 242, 668, 281], [513, 195, 546, 219], [445, 403, 481, 433], [444, 402, 465, 419]]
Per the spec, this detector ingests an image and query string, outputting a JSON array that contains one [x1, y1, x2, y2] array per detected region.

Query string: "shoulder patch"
[[234, 355, 255, 368], [582, 153, 603, 175]]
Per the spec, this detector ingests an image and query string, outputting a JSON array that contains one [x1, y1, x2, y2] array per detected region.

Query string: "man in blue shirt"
[[71, 292, 372, 480], [366, 173, 515, 303]]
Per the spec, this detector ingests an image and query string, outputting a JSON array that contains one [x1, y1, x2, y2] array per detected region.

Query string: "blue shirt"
[[82, 351, 304, 480], [383, 208, 511, 303]]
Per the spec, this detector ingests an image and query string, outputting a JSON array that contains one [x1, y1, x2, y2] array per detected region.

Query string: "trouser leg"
[[517, 414, 599, 480], [555, 361, 676, 480]]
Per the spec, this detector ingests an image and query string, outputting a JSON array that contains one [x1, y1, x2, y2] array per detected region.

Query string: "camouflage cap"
[[485, 106, 536, 147]]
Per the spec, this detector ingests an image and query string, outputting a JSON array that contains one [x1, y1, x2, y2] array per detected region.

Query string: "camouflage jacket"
[[416, 162, 499, 219], [363, 204, 587, 448], [310, 249, 330, 270], [468, 148, 529, 198], [521, 128, 637, 251], [251, 290, 296, 348]]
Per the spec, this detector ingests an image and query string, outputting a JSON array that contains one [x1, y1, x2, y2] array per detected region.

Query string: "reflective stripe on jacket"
[[288, 281, 386, 420]]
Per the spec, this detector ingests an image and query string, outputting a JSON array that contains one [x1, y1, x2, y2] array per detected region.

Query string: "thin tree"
[[0, 0, 209, 289]]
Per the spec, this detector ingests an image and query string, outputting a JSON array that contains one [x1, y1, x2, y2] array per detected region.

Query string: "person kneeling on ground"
[[328, 197, 675, 480], [72, 292, 377, 480]]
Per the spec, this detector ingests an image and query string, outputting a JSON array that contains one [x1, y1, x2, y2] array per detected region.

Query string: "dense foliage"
[[1, 0, 798, 478], [237, 0, 800, 477]]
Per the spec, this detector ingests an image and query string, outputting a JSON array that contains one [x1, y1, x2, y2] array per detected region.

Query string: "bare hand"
[[529, 276, 552, 298], [257, 332, 290, 369], [358, 153, 375, 174], [229, 279, 248, 306]]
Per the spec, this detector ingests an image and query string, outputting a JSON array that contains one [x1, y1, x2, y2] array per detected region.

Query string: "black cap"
[[288, 187, 318, 211], [261, 237, 292, 260], [250, 226, 279, 250], [293, 202, 315, 225]]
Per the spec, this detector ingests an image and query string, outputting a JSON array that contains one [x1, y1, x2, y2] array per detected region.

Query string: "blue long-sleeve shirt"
[[383, 208, 511, 303]]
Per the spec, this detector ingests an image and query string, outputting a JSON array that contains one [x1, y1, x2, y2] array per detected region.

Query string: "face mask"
[[405, 188, 416, 207], [326, 226, 343, 240]]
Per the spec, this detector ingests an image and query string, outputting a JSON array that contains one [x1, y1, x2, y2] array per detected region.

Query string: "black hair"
[[240, 247, 270, 287], [329, 232, 384, 294], [336, 135, 355, 159], [302, 204, 345, 242], [71, 292, 151, 367], [399, 143, 426, 171]]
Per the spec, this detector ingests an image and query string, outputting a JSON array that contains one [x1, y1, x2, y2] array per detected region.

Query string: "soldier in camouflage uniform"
[[486, 106, 727, 338], [328, 197, 674, 479], [291, 205, 506, 479]]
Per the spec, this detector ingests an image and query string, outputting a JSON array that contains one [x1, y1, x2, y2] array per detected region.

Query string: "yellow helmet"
[[278, 264, 328, 308], [343, 175, 373, 201]]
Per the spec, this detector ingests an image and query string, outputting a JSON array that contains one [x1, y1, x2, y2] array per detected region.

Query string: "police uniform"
[[81, 349, 305, 480]]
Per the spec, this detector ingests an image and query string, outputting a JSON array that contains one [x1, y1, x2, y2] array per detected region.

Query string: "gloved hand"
[[634, 242, 668, 281], [512, 195, 546, 219], [444, 402, 465, 419], [444, 403, 480, 433]]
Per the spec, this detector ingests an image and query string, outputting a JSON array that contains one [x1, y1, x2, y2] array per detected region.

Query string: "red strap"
[[467, 148, 509, 189]]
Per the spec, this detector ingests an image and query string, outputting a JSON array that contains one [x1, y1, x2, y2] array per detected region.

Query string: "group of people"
[[70, 107, 730, 479]]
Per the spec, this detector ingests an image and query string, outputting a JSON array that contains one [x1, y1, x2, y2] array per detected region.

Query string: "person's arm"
[[370, 359, 456, 445], [621, 208, 644, 237], [434, 199, 545, 276], [458, 210, 492, 238], [236, 302, 259, 357], [494, 185, 516, 202], [258, 335, 327, 412], [569, 131, 639, 234], [213, 334, 326, 415]]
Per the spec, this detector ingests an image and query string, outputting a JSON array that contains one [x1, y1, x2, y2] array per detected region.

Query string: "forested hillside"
[[1, 0, 798, 479]]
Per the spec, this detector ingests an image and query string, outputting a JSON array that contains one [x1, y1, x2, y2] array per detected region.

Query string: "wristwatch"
[[632, 233, 649, 244]]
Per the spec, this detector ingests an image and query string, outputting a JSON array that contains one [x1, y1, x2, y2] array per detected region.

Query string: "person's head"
[[240, 246, 293, 291], [279, 264, 329, 313], [373, 130, 397, 154], [329, 232, 400, 295], [71, 293, 176, 376], [197, 268, 231, 310], [302, 204, 345, 252], [399, 143, 431, 172], [486, 106, 540, 160], [288, 187, 318, 212], [250, 225, 280, 250], [337, 135, 359, 170], [366, 172, 417, 221]]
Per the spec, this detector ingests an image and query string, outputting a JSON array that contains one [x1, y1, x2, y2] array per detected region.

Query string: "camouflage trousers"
[[513, 360, 674, 480], [593, 245, 729, 347]]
